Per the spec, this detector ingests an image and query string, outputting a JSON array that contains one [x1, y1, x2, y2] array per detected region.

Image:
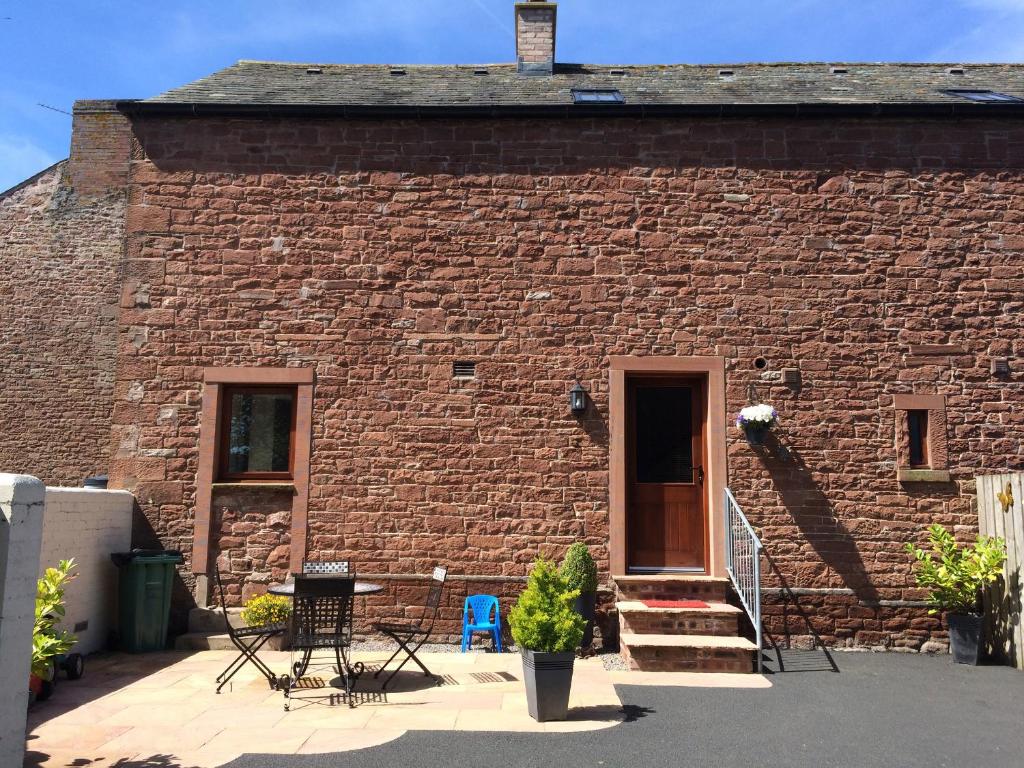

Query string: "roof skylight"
[[571, 89, 625, 104], [943, 89, 1023, 103]]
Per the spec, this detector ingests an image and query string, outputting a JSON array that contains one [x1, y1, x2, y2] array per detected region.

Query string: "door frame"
[[609, 356, 728, 578]]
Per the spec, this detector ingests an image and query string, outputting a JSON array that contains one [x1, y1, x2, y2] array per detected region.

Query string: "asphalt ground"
[[227, 651, 1024, 768]]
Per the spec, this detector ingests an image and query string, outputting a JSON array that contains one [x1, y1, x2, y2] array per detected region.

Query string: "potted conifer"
[[509, 558, 585, 722], [905, 524, 1006, 665], [560, 542, 599, 651]]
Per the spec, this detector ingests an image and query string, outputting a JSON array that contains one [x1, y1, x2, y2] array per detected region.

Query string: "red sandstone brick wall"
[[0, 102, 130, 486], [108, 115, 1024, 647]]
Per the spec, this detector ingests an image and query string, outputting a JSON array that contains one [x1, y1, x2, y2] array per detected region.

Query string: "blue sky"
[[3, 0, 1024, 191]]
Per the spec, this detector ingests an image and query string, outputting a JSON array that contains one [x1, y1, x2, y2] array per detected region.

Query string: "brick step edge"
[[619, 632, 758, 651], [615, 600, 742, 614], [618, 602, 741, 637], [620, 633, 756, 673], [613, 579, 731, 602]]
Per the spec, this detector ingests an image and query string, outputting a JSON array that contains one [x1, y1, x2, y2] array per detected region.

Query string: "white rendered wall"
[[38, 487, 134, 655]]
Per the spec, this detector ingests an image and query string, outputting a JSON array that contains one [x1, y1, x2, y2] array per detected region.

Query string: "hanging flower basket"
[[737, 404, 777, 445]]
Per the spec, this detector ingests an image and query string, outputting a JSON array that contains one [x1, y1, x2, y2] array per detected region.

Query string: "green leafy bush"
[[560, 542, 598, 594], [905, 524, 1006, 615], [241, 593, 292, 627], [509, 558, 585, 653], [33, 559, 78, 678]]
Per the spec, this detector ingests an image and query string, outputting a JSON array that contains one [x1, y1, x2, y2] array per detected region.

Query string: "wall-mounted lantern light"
[[569, 381, 587, 416]]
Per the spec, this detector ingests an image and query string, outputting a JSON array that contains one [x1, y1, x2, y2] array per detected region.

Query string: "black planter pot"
[[574, 591, 597, 650], [521, 649, 575, 722], [743, 426, 770, 445], [948, 613, 983, 665]]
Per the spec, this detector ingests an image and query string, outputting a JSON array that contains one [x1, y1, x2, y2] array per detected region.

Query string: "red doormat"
[[641, 599, 709, 609]]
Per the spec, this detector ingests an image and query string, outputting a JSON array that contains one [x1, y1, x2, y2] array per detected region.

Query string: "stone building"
[[2, 0, 1023, 669]]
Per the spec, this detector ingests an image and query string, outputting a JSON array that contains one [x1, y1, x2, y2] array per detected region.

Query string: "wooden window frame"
[[217, 385, 298, 482], [193, 367, 315, 579]]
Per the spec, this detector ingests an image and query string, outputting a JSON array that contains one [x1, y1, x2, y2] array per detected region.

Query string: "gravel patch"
[[599, 650, 628, 670]]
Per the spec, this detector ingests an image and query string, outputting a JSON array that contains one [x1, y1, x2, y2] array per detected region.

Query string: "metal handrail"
[[725, 487, 764, 673]]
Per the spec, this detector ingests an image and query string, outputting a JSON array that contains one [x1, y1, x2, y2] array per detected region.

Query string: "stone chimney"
[[515, 1, 557, 76]]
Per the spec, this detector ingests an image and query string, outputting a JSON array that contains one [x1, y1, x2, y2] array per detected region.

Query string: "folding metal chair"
[[280, 569, 361, 710], [373, 566, 448, 689], [212, 568, 286, 694]]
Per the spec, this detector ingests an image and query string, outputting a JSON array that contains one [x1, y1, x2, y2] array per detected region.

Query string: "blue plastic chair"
[[461, 594, 503, 652]]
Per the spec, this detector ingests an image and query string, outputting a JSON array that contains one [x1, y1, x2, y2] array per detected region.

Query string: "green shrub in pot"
[[510, 558, 585, 721], [560, 542, 598, 650], [905, 524, 1006, 664]]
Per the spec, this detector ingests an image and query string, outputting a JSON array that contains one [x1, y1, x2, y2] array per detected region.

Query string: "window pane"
[[635, 386, 693, 483], [227, 391, 294, 474], [908, 410, 929, 468]]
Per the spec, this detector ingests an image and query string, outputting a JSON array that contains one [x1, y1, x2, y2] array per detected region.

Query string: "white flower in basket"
[[736, 404, 777, 443]]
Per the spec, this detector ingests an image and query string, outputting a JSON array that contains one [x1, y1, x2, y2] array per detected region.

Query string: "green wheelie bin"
[[111, 549, 183, 652]]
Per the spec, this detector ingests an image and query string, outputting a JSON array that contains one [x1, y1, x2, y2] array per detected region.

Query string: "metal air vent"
[[453, 361, 476, 379]]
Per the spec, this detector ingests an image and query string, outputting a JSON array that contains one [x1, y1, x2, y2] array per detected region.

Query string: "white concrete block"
[[0, 473, 45, 768]]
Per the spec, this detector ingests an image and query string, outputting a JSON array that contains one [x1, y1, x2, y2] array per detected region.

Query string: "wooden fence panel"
[[977, 472, 1024, 669]]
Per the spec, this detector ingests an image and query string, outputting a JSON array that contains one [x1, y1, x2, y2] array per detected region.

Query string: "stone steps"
[[619, 632, 757, 673], [174, 631, 236, 651], [617, 600, 741, 636], [174, 630, 286, 652], [614, 575, 758, 673], [176, 607, 287, 651], [187, 606, 244, 633]]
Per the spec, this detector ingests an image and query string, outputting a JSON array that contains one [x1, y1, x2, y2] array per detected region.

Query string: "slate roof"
[[121, 61, 1024, 117]]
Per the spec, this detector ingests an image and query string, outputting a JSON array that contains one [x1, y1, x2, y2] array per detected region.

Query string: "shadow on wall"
[[131, 498, 196, 638], [758, 433, 879, 603], [577, 395, 609, 449], [760, 548, 839, 673]]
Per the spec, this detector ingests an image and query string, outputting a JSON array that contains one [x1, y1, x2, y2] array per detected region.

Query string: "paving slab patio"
[[25, 648, 712, 767]]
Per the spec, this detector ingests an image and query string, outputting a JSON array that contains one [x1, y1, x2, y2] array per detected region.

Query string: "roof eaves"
[[116, 99, 1024, 119]]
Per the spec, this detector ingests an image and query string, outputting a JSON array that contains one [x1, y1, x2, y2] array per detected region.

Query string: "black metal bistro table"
[[268, 577, 384, 689]]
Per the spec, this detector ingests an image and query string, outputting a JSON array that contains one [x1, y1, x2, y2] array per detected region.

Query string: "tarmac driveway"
[[226, 651, 1024, 768]]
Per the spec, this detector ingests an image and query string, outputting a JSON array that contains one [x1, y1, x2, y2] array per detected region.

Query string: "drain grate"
[[292, 676, 328, 689]]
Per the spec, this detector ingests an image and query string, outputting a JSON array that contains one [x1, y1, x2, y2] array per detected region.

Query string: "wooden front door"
[[627, 377, 707, 571]]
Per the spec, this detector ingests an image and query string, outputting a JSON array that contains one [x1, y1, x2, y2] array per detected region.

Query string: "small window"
[[219, 386, 297, 480], [907, 410, 929, 468], [943, 89, 1023, 103], [571, 89, 625, 104]]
